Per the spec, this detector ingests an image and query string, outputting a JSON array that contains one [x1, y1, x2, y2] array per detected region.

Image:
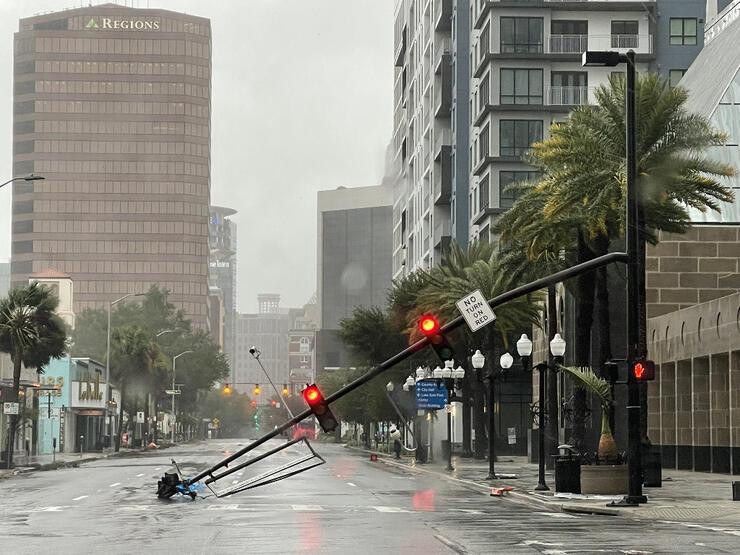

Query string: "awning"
[[75, 409, 105, 416]]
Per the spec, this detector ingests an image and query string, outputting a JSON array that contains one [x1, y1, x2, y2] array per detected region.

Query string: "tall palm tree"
[[110, 325, 159, 451], [495, 72, 734, 449], [0, 283, 66, 468]]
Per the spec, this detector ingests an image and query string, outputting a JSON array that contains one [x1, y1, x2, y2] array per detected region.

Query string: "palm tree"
[[495, 72, 734, 449], [0, 283, 66, 468], [110, 325, 160, 451]]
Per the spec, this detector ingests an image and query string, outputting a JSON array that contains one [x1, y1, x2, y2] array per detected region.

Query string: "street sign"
[[415, 379, 448, 410], [3, 402, 19, 415], [136, 411, 145, 424], [456, 289, 496, 332], [165, 389, 181, 395]]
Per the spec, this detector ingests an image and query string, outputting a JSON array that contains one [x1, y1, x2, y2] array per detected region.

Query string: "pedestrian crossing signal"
[[418, 314, 455, 363], [632, 360, 655, 381], [302, 384, 337, 433]]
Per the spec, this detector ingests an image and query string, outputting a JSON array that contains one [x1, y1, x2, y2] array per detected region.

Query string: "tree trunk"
[[569, 231, 595, 451], [4, 351, 23, 469]]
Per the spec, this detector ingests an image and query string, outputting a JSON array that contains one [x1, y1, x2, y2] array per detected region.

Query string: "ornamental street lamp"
[[471, 349, 499, 479]]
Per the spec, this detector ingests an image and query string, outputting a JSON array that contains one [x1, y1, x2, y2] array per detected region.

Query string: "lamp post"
[[583, 49, 645, 505], [0, 173, 44, 189], [171, 350, 194, 443], [471, 349, 498, 479], [106, 292, 146, 450]]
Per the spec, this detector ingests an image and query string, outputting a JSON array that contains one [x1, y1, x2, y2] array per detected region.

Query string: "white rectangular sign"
[[3, 402, 19, 415], [165, 389, 181, 395], [456, 289, 496, 332], [71, 380, 108, 409], [136, 411, 145, 424]]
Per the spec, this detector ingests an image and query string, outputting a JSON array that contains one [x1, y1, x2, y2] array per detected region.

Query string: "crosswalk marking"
[[291, 504, 325, 511], [136, 473, 145, 477], [109, 482, 121, 487], [72, 495, 88, 501], [373, 506, 409, 513]]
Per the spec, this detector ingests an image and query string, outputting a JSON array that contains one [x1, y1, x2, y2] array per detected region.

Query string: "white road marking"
[[232, 480, 239, 484], [346, 482, 357, 487], [109, 482, 121, 487], [291, 505, 325, 511], [30, 506, 71, 512], [373, 506, 409, 513], [136, 473, 145, 477], [72, 495, 88, 501], [534, 511, 578, 519], [154, 467, 162, 470]]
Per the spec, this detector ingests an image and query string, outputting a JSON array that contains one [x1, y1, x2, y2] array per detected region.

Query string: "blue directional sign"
[[415, 379, 448, 410]]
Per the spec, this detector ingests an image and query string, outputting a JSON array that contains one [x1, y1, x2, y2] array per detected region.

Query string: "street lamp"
[[471, 349, 499, 479], [584, 49, 644, 505], [0, 173, 44, 189], [550, 333, 566, 358], [171, 350, 194, 443], [106, 292, 146, 450]]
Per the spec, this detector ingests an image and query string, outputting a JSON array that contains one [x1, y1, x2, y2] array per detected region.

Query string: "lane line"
[[346, 482, 357, 487], [291, 505, 325, 511], [72, 496, 88, 501], [136, 473, 145, 477], [109, 482, 121, 487], [373, 506, 409, 513]]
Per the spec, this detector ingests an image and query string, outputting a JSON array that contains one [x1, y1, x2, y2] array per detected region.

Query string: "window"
[[479, 72, 490, 112], [551, 20, 587, 35], [479, 174, 490, 211], [479, 124, 490, 160], [500, 17, 543, 53], [669, 69, 687, 87], [480, 21, 490, 59], [611, 20, 639, 48], [550, 72, 587, 104], [501, 69, 542, 105], [670, 18, 697, 45], [500, 171, 538, 208], [500, 120, 543, 157]]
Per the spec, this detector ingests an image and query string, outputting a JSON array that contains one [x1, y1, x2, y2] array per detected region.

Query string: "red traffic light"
[[419, 314, 440, 335], [632, 360, 655, 381], [303, 385, 321, 405]]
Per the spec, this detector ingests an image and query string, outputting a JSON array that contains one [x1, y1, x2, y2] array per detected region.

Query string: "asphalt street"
[[1, 439, 739, 554]]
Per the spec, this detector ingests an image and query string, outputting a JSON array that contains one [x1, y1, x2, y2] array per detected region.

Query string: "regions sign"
[[415, 379, 448, 410], [85, 18, 160, 30], [456, 289, 496, 332]]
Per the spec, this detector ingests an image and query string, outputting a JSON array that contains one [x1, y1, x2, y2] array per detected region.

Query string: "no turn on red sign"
[[456, 289, 496, 332]]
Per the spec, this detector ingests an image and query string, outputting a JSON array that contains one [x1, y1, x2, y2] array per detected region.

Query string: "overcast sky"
[[0, 0, 394, 313]]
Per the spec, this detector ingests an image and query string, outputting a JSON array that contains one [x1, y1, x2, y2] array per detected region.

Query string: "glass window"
[[611, 20, 639, 48], [551, 20, 587, 35], [500, 120, 543, 157], [669, 69, 687, 87], [501, 17, 543, 53], [479, 124, 490, 160], [479, 72, 490, 112], [500, 170, 538, 208], [670, 18, 697, 45], [500, 69, 542, 104], [479, 174, 490, 211]]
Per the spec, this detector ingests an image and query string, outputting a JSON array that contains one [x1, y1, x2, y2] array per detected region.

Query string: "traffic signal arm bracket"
[[177, 251, 629, 490]]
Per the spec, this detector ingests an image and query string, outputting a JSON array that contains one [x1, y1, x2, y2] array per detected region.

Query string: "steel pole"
[[486, 367, 496, 480], [535, 365, 549, 490], [625, 50, 645, 505], [447, 408, 454, 471], [171, 356, 176, 444], [105, 301, 111, 443]]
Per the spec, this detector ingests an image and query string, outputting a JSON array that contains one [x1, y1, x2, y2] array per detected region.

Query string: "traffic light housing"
[[222, 383, 232, 395], [418, 314, 455, 363], [632, 359, 655, 381], [302, 384, 337, 433], [282, 384, 289, 396], [254, 384, 261, 396]]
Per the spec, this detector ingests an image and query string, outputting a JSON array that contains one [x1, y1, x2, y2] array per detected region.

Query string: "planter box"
[[580, 464, 628, 495]]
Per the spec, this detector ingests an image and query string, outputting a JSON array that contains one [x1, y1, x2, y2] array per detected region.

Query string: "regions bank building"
[[11, 4, 211, 326]]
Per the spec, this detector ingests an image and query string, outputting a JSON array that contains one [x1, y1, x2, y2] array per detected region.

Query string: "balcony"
[[434, 0, 452, 32], [546, 86, 592, 106], [395, 24, 407, 67], [434, 219, 452, 249], [434, 36, 452, 74], [549, 34, 588, 54], [434, 55, 453, 118], [433, 145, 453, 205], [434, 127, 453, 160]]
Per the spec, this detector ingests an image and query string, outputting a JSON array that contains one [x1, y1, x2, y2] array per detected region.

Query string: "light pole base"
[[486, 473, 498, 480], [534, 483, 550, 491], [608, 494, 647, 507]]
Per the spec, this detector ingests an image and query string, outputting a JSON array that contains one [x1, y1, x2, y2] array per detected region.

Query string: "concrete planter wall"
[[580, 464, 629, 495]]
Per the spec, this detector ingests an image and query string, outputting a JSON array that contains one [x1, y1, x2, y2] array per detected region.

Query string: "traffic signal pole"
[[180, 251, 629, 490]]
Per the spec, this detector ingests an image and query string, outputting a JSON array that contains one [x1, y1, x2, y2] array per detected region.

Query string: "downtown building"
[[468, 0, 707, 242], [208, 205, 238, 368], [11, 4, 212, 326]]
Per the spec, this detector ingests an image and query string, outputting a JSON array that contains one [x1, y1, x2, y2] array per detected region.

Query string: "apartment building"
[[467, 0, 707, 242], [391, 0, 470, 279]]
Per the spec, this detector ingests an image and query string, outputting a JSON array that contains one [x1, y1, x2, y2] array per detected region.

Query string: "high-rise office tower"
[[11, 5, 212, 326]]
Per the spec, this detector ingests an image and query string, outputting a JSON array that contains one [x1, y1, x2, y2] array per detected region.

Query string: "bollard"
[[733, 481, 740, 501], [370, 454, 378, 462]]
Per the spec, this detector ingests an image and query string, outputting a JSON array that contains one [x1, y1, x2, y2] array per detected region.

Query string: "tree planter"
[[580, 464, 628, 495]]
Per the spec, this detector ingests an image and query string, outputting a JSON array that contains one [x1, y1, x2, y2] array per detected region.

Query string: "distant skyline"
[[0, 0, 394, 313]]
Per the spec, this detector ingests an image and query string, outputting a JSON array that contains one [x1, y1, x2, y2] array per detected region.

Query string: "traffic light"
[[282, 384, 289, 396], [222, 383, 232, 395], [632, 359, 655, 381], [254, 384, 261, 396], [418, 314, 455, 363], [302, 384, 337, 433], [250, 400, 257, 408]]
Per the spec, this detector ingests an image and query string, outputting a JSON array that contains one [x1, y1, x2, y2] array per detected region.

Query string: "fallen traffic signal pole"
[[157, 251, 629, 499]]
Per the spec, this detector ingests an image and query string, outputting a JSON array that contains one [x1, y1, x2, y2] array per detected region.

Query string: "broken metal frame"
[[167, 251, 629, 495]]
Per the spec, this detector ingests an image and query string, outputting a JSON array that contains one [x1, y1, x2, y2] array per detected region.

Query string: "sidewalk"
[[346, 444, 740, 525]]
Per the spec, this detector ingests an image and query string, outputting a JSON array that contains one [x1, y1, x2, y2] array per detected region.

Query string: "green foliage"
[[339, 306, 407, 367], [557, 365, 612, 434], [199, 390, 256, 437]]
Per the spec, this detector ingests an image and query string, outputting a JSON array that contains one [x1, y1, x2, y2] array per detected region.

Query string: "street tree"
[[0, 283, 67, 468]]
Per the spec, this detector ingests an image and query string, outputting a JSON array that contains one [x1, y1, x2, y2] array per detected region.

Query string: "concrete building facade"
[[208, 205, 237, 366], [316, 185, 393, 371], [11, 5, 212, 326]]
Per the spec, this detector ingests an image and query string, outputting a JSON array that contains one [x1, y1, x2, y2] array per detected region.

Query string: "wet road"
[[1, 439, 739, 554]]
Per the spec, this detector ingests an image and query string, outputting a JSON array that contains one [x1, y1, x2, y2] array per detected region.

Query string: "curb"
[[561, 503, 620, 516]]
